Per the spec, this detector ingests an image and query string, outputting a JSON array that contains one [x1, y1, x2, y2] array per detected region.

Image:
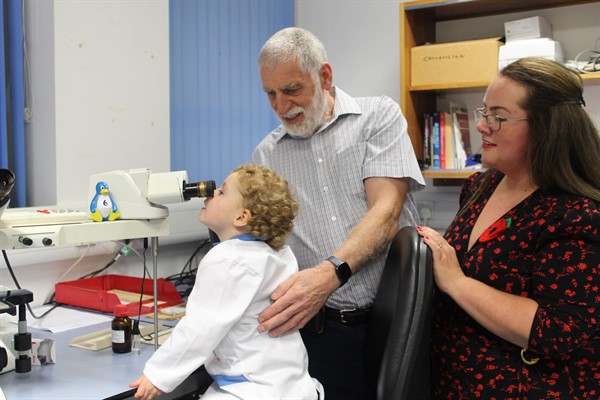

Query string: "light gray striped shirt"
[[252, 87, 425, 309]]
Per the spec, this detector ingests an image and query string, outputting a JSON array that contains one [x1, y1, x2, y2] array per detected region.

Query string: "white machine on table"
[[0, 168, 214, 362]]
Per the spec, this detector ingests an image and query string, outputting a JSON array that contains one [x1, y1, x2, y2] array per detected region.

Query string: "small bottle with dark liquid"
[[111, 304, 132, 353]]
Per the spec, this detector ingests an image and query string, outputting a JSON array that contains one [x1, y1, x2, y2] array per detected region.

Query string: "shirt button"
[[323, 187, 329, 192], [317, 158, 323, 163], [331, 216, 337, 221]]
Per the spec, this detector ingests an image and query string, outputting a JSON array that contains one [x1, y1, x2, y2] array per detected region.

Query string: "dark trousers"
[[301, 320, 374, 400]]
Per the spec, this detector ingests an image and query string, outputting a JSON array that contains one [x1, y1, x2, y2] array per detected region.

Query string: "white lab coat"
[[143, 237, 322, 399]]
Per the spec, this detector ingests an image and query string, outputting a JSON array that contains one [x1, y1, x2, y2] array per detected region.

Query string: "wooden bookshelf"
[[400, 0, 600, 181]]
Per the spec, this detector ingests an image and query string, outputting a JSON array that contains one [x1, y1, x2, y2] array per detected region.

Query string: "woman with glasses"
[[418, 57, 600, 399]]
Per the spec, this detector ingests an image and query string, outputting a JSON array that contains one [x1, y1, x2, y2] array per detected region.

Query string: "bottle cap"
[[114, 304, 129, 317], [132, 320, 140, 335]]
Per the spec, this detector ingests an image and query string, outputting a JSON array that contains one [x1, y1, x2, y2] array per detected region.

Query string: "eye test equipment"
[[0, 168, 215, 350], [87, 168, 215, 220], [0, 168, 215, 248]]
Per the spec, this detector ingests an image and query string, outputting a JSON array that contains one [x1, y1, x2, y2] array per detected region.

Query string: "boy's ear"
[[233, 209, 252, 228]]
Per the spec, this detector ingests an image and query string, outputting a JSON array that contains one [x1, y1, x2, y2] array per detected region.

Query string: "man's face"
[[260, 60, 328, 138]]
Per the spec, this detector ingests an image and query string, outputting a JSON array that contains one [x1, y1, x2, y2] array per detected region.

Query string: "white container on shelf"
[[498, 38, 564, 70], [504, 16, 552, 42]]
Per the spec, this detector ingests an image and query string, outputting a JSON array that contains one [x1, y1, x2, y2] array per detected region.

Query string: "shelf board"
[[404, 0, 599, 22], [422, 168, 482, 186], [422, 169, 480, 179], [581, 71, 600, 83], [410, 81, 490, 92], [411, 71, 600, 92]]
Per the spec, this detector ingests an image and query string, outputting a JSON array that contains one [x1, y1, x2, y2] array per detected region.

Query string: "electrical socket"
[[417, 202, 434, 223]]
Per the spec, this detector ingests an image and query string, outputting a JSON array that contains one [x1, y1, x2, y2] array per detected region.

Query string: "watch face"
[[328, 256, 351, 285], [327, 256, 352, 286], [337, 262, 352, 284]]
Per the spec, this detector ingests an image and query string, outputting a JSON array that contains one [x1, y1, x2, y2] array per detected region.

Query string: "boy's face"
[[199, 172, 247, 240]]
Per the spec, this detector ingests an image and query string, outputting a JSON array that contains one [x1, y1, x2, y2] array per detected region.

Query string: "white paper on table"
[[9, 305, 112, 333]]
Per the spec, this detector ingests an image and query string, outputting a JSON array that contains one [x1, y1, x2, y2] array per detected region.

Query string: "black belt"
[[324, 306, 372, 325]]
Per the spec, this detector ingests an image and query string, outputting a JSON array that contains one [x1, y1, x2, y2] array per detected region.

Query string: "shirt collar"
[[273, 86, 362, 142], [212, 233, 263, 246]]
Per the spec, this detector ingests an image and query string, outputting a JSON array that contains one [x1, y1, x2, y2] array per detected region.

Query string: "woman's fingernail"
[[425, 236, 430, 240], [417, 226, 423, 231]]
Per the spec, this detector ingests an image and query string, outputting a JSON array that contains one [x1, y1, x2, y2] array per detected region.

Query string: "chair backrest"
[[366, 226, 433, 400]]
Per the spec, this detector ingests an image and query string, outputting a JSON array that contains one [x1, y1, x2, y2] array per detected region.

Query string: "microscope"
[[0, 289, 34, 373], [0, 169, 33, 374]]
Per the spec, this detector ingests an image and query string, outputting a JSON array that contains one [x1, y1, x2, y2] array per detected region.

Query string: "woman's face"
[[478, 75, 531, 176]]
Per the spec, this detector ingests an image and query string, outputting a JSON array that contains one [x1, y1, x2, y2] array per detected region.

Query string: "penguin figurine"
[[90, 181, 121, 222]]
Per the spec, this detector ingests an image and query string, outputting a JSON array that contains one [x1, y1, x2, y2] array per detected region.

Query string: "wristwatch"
[[327, 256, 352, 286]]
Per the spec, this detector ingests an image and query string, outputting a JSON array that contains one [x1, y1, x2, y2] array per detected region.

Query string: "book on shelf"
[[422, 108, 470, 170], [438, 111, 447, 169], [423, 113, 432, 168], [453, 110, 472, 157], [452, 112, 468, 169], [431, 112, 441, 169], [443, 111, 455, 168]]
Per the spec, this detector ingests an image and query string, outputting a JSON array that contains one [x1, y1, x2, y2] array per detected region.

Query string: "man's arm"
[[257, 176, 410, 336]]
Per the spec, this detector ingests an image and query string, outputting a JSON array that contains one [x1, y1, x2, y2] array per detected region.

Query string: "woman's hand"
[[417, 225, 466, 296]]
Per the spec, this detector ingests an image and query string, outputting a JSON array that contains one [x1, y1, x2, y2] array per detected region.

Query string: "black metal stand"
[[0, 289, 34, 373]]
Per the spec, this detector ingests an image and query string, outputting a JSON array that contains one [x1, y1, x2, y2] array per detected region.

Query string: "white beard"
[[280, 84, 330, 139]]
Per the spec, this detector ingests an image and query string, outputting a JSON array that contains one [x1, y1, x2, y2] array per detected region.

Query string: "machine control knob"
[[42, 238, 53, 246], [18, 236, 33, 246]]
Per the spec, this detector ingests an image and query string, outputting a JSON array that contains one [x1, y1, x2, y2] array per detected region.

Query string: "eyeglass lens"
[[473, 109, 501, 131]]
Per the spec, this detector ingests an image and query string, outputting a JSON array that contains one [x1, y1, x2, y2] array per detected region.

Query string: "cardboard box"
[[498, 38, 564, 70], [411, 38, 503, 88], [505, 16, 552, 42]]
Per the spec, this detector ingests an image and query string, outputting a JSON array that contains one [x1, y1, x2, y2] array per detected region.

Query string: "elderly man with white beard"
[[251, 27, 425, 400]]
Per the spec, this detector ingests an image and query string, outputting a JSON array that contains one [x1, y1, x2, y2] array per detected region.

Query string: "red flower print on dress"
[[480, 218, 512, 243]]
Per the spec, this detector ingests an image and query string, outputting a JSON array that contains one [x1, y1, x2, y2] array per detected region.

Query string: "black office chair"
[[366, 226, 434, 400]]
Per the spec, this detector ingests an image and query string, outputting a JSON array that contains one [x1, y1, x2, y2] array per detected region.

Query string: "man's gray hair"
[[259, 27, 328, 79]]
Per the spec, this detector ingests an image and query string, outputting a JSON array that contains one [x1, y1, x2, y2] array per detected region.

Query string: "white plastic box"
[[504, 16, 552, 42], [498, 38, 564, 70]]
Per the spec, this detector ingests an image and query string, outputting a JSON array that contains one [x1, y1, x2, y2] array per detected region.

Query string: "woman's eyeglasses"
[[473, 108, 528, 133]]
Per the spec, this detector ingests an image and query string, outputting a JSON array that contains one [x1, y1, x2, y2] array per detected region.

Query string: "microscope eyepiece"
[[183, 180, 216, 200], [0, 169, 15, 197], [0, 169, 15, 209]]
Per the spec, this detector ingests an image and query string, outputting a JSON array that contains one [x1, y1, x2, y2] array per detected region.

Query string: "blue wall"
[[169, 0, 294, 186]]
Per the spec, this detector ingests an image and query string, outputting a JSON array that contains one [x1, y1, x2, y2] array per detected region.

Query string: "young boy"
[[130, 164, 322, 400]]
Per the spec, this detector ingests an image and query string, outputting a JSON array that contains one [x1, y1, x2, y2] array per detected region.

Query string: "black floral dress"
[[433, 170, 600, 399]]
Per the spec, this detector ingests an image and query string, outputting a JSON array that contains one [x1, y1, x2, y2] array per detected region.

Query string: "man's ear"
[[233, 209, 252, 228], [319, 63, 333, 90]]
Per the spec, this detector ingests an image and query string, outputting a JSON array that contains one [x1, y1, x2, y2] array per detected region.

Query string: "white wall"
[[296, 0, 600, 231], [295, 1, 401, 102], [25, 0, 170, 207], [1, 0, 197, 307]]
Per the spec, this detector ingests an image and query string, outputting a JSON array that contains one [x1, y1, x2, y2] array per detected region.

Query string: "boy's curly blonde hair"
[[234, 164, 299, 250]]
